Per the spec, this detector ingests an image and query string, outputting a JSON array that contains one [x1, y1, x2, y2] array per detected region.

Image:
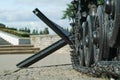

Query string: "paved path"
[[0, 53, 104, 80], [0, 52, 71, 74]]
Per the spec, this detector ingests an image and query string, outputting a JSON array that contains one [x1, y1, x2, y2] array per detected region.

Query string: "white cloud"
[[0, 10, 37, 22], [5, 21, 45, 30], [0, 0, 72, 34], [15, 0, 71, 6]]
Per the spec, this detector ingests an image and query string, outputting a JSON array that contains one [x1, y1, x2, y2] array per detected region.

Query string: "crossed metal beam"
[[17, 8, 73, 68]]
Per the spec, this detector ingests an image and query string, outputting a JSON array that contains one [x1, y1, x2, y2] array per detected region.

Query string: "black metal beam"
[[16, 39, 67, 68], [16, 8, 74, 68], [33, 8, 72, 45]]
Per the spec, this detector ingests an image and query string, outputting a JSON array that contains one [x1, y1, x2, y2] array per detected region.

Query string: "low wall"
[[30, 35, 71, 54], [0, 31, 30, 45], [19, 38, 30, 44]]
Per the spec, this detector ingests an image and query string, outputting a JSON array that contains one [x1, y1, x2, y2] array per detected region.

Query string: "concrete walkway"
[[0, 52, 71, 75]]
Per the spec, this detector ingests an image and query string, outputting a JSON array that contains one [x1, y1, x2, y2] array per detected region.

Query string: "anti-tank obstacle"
[[17, 0, 120, 78]]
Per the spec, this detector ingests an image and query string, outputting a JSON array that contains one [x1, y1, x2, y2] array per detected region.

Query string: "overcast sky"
[[0, 0, 72, 34]]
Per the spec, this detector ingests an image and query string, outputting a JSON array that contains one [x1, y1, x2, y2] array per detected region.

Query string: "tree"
[[35, 29, 38, 35], [19, 27, 31, 33], [62, 0, 104, 21], [39, 30, 43, 34], [32, 29, 36, 35], [62, 4, 74, 21], [32, 29, 40, 35], [43, 28, 49, 34], [27, 28, 30, 33]]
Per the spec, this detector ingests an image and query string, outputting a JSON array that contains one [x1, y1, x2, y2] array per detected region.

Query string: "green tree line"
[[18, 27, 49, 35], [0, 23, 50, 36]]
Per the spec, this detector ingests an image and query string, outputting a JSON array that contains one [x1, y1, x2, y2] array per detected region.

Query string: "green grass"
[[0, 27, 30, 37]]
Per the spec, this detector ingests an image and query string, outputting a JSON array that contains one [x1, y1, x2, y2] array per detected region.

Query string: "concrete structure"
[[0, 30, 71, 54], [0, 37, 11, 45], [30, 35, 71, 54], [0, 31, 30, 45]]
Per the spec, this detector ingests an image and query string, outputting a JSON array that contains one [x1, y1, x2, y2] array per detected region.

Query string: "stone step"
[[0, 50, 39, 54], [0, 47, 40, 51], [0, 45, 40, 54], [0, 45, 34, 48]]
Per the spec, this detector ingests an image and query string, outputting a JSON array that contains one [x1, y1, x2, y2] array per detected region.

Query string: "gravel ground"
[[0, 65, 104, 80]]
